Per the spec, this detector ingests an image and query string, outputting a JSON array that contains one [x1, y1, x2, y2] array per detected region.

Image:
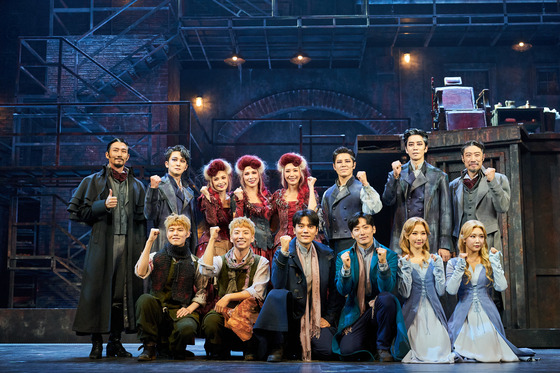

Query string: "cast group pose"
[[68, 128, 536, 363]]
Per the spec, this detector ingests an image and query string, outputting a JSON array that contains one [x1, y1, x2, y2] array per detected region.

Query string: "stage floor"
[[1, 340, 557, 372]]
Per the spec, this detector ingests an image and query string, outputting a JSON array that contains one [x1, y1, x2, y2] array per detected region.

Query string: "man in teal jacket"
[[333, 212, 409, 361]]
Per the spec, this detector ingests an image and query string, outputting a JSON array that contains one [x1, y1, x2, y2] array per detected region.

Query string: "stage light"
[[290, 52, 311, 66], [512, 41, 532, 52], [224, 53, 246, 66], [403, 53, 411, 64]]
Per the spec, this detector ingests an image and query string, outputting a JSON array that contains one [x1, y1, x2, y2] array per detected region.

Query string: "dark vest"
[[217, 255, 261, 307], [404, 171, 425, 219], [324, 177, 363, 240], [151, 248, 195, 305]]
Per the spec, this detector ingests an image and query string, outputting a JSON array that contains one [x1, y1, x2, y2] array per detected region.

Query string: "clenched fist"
[[490, 247, 498, 255], [391, 160, 402, 179], [233, 187, 244, 201], [356, 171, 369, 187], [280, 235, 292, 253], [148, 228, 159, 242], [484, 167, 496, 182], [200, 186, 211, 201], [209, 226, 220, 240], [150, 175, 162, 189], [376, 247, 387, 264], [438, 249, 451, 262], [341, 251, 351, 269], [307, 176, 317, 189]]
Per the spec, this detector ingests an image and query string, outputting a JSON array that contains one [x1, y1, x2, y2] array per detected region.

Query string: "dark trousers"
[[338, 292, 397, 355], [202, 310, 248, 355], [136, 294, 199, 352], [256, 325, 336, 360]]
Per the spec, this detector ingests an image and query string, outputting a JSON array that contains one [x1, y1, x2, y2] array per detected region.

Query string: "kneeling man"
[[333, 212, 408, 361], [135, 214, 207, 360], [199, 217, 270, 359], [255, 209, 344, 362]]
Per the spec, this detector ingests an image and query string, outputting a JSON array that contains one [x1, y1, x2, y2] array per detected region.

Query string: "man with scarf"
[[254, 209, 344, 362], [68, 138, 146, 359], [145, 145, 197, 253], [135, 214, 207, 360], [333, 212, 409, 362], [199, 217, 270, 359]]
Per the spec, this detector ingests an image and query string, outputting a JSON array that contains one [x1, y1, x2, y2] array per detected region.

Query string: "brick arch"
[[217, 89, 393, 142]]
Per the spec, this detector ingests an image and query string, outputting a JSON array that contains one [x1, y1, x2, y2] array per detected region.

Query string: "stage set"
[[1, 0, 560, 371]]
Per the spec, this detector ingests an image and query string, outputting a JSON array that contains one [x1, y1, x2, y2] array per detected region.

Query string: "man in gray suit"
[[145, 145, 197, 253], [449, 140, 510, 252], [382, 128, 453, 260]]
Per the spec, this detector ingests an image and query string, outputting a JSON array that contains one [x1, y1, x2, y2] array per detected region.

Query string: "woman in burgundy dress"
[[233, 155, 274, 262], [196, 159, 234, 258], [270, 153, 318, 248]]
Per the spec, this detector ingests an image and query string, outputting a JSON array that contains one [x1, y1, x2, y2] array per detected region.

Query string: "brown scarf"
[[356, 248, 367, 315], [224, 248, 255, 295], [296, 243, 321, 362]]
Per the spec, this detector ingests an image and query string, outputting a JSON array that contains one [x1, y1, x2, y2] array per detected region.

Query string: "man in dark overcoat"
[[382, 128, 453, 260], [68, 138, 146, 359], [253, 209, 344, 362], [144, 145, 197, 253]]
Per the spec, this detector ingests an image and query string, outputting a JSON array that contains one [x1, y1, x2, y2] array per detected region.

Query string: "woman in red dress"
[[196, 158, 234, 258], [233, 155, 274, 262], [271, 153, 318, 248]]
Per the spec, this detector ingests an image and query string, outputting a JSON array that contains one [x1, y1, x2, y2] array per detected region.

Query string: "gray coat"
[[382, 162, 453, 255], [144, 174, 197, 252], [449, 167, 510, 251]]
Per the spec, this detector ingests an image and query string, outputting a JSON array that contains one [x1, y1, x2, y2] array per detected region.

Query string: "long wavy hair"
[[458, 220, 493, 285], [277, 152, 311, 206], [399, 217, 430, 267], [235, 155, 268, 195]]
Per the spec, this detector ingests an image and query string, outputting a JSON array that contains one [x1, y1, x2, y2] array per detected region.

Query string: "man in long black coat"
[[68, 138, 146, 359]]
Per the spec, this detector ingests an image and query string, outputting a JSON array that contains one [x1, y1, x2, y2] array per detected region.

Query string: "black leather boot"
[[106, 332, 132, 357], [138, 342, 157, 361], [89, 334, 103, 359]]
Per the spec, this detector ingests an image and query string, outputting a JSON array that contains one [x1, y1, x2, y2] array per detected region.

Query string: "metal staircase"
[[5, 0, 197, 308]]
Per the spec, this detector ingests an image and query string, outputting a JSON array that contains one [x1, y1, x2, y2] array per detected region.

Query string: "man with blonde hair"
[[135, 214, 207, 360], [199, 217, 270, 359]]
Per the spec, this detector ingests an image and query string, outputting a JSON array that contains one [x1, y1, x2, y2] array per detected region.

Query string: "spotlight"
[[290, 52, 311, 66], [195, 96, 203, 108], [512, 41, 532, 52], [224, 53, 246, 66]]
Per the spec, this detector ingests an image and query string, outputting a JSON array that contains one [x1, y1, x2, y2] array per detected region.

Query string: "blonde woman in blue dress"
[[446, 220, 535, 362], [398, 217, 455, 363]]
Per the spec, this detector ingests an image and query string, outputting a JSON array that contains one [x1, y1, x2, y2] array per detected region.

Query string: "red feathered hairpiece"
[[276, 152, 310, 190], [235, 155, 265, 176], [203, 158, 232, 181], [278, 152, 304, 168]]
